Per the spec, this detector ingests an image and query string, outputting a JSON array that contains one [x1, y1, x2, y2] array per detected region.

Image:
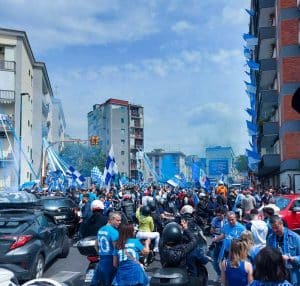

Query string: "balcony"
[[258, 0, 275, 28], [259, 89, 278, 119], [259, 153, 280, 176], [0, 120, 14, 132], [258, 58, 277, 90], [260, 122, 279, 147], [0, 90, 15, 103], [0, 60, 15, 72], [42, 101, 50, 117], [258, 26, 276, 60], [0, 151, 14, 162]]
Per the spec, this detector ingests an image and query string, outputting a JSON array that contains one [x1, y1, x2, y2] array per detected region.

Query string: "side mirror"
[[292, 206, 300, 212]]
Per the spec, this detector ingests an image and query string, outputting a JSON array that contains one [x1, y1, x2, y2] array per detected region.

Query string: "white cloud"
[[221, 5, 248, 26], [171, 20, 195, 33], [0, 0, 160, 51]]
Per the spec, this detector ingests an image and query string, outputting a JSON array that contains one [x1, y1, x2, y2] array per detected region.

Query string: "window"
[[121, 139, 125, 144], [121, 118, 124, 123], [121, 128, 125, 135], [121, 151, 125, 155]]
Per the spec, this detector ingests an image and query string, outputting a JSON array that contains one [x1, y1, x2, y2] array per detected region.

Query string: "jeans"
[[212, 242, 222, 276], [90, 255, 115, 286], [187, 245, 210, 277]]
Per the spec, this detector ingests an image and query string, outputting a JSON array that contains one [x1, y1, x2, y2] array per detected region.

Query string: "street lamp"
[[18, 92, 29, 187]]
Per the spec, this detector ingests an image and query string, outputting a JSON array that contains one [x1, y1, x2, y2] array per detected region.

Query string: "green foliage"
[[59, 143, 106, 177], [234, 155, 248, 172]]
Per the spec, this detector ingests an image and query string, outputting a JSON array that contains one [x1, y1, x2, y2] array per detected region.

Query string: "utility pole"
[[18, 92, 29, 187]]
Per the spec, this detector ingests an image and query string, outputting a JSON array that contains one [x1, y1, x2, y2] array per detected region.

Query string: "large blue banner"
[[208, 159, 229, 176], [161, 154, 179, 181]]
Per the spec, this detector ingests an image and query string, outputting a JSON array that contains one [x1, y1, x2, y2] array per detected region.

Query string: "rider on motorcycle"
[[81, 199, 107, 238], [180, 205, 212, 277], [136, 205, 160, 252], [159, 220, 197, 268]]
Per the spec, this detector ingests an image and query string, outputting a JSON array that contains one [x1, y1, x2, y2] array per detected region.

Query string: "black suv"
[[0, 209, 69, 281], [36, 196, 80, 237]]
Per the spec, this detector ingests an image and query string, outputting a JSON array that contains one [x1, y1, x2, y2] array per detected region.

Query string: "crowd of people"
[[61, 181, 300, 286]]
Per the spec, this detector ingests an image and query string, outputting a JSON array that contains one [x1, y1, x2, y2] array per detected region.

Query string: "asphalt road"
[[43, 239, 219, 286]]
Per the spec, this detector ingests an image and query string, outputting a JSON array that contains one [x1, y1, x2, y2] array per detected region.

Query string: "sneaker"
[[213, 275, 221, 283], [153, 247, 159, 253]]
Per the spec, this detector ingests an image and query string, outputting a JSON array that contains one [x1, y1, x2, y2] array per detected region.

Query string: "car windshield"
[[275, 197, 291, 210], [39, 198, 75, 208]]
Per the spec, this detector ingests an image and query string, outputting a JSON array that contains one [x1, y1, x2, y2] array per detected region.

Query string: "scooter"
[[76, 236, 99, 285]]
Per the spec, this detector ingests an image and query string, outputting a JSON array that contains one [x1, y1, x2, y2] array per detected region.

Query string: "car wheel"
[[59, 235, 70, 258], [33, 254, 44, 279]]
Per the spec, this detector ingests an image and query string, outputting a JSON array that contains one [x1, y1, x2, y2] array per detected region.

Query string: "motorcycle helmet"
[[148, 200, 156, 212], [162, 222, 182, 245], [180, 205, 194, 215], [91, 199, 104, 211], [140, 205, 151, 216]]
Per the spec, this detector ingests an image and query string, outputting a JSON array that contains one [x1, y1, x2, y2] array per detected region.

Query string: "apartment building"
[[248, 0, 300, 191], [87, 98, 144, 179], [206, 146, 235, 182], [145, 149, 186, 182], [0, 28, 66, 188]]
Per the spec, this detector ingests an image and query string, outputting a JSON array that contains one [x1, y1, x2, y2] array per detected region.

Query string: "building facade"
[[87, 98, 144, 179], [145, 149, 186, 182], [249, 0, 300, 191], [0, 28, 66, 188], [206, 146, 235, 182]]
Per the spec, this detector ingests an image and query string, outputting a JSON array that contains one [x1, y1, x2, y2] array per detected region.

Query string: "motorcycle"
[[76, 236, 99, 285]]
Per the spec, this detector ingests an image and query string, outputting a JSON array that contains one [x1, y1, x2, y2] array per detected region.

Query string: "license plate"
[[54, 215, 66, 220], [85, 269, 94, 282]]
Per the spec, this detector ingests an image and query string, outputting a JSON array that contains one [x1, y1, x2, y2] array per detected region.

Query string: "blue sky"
[[0, 0, 250, 156]]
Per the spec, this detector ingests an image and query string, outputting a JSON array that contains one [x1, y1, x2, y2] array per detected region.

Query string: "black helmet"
[[140, 205, 151, 216], [162, 222, 182, 244], [148, 200, 156, 212]]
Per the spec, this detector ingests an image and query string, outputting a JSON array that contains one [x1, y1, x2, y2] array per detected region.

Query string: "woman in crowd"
[[112, 224, 150, 286], [248, 247, 292, 286], [220, 238, 253, 286]]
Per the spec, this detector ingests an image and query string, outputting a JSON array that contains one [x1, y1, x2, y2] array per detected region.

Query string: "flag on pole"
[[245, 8, 255, 17], [103, 145, 118, 188], [66, 166, 85, 185], [199, 169, 211, 190]]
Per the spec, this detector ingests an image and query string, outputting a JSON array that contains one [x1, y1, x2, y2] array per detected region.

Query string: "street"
[[43, 239, 219, 286]]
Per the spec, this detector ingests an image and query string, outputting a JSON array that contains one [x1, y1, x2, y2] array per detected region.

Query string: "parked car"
[[36, 196, 80, 237], [0, 190, 39, 207], [274, 194, 300, 233], [0, 208, 69, 282]]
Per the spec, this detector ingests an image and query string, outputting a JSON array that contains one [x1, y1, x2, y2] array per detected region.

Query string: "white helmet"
[[22, 278, 63, 286], [91, 200, 104, 211], [180, 205, 194, 215]]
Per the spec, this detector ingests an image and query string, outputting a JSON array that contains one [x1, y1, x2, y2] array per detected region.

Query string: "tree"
[[234, 155, 248, 173], [59, 143, 106, 177]]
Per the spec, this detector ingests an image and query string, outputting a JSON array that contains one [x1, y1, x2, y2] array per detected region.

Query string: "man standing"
[[211, 211, 246, 260], [90, 211, 122, 286], [267, 216, 300, 285]]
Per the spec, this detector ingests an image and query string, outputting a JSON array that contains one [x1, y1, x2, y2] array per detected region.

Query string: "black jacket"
[[159, 228, 197, 268], [81, 211, 107, 238]]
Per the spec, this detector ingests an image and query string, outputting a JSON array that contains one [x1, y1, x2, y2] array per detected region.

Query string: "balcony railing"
[[259, 0, 275, 9], [0, 90, 15, 103], [0, 60, 15, 71]]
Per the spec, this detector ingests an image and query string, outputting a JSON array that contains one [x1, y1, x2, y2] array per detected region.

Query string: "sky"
[[0, 0, 251, 156]]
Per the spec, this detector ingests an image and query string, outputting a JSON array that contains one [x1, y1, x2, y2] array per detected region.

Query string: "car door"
[[290, 199, 300, 231], [36, 214, 59, 262]]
